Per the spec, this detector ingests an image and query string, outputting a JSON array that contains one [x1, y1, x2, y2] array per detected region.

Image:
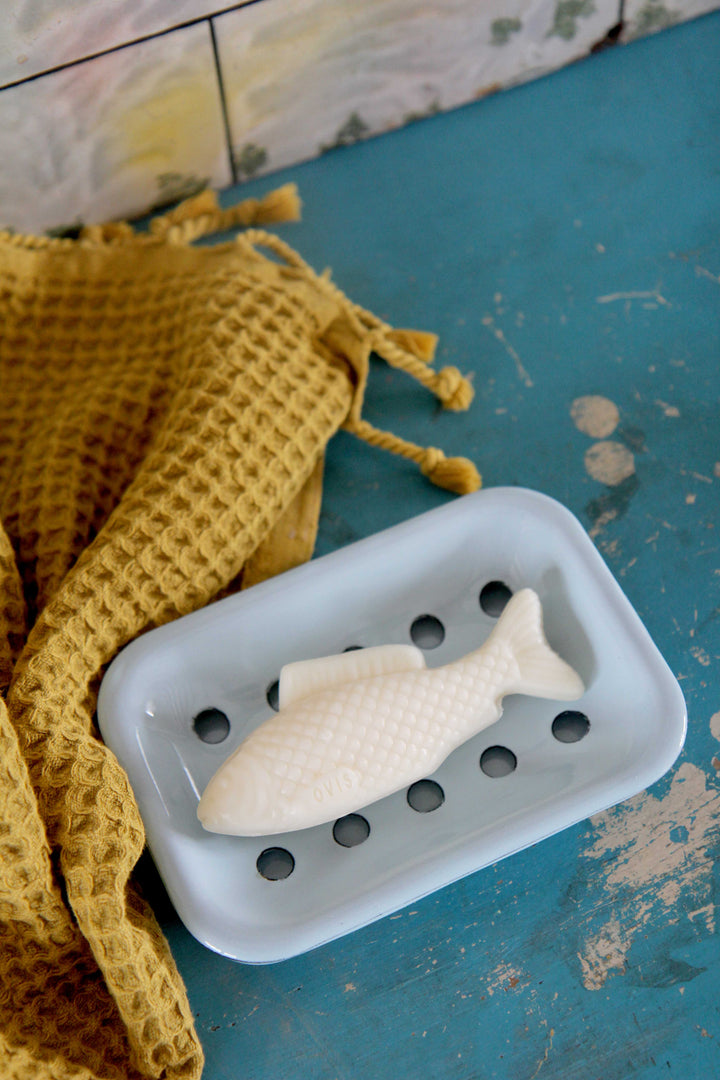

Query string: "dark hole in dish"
[[479, 581, 513, 617], [266, 680, 280, 711], [480, 745, 517, 777], [410, 614, 445, 649], [552, 710, 590, 743], [333, 814, 371, 847], [257, 847, 295, 880], [192, 708, 230, 744], [407, 779, 445, 812]]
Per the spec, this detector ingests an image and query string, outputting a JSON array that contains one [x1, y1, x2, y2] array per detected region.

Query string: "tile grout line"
[[590, 0, 627, 53], [0, 0, 266, 95], [209, 18, 238, 186]]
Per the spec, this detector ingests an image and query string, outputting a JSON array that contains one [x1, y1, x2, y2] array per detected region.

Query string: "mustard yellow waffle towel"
[[0, 186, 479, 1079]]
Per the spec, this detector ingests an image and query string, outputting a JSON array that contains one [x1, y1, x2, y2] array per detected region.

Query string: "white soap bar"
[[198, 588, 584, 836], [279, 643, 426, 709]]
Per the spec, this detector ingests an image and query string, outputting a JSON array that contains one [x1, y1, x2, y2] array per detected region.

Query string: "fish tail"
[[491, 589, 585, 701]]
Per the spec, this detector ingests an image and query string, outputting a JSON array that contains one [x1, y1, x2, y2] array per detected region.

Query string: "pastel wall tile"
[[622, 0, 720, 39], [214, 0, 619, 182], [0, 23, 231, 233], [0, 2, 251, 86]]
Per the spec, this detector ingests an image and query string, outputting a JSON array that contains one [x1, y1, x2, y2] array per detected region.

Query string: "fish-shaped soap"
[[198, 588, 584, 836]]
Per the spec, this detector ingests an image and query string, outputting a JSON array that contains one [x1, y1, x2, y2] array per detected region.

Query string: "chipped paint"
[[529, 1025, 555, 1078], [687, 905, 715, 931], [586, 473, 640, 537], [577, 917, 631, 990], [584, 441, 636, 485], [655, 399, 681, 418], [679, 469, 713, 484], [573, 406, 643, 541], [576, 763, 720, 990], [485, 961, 529, 996], [482, 315, 533, 387], [710, 710, 720, 741], [570, 395, 620, 438], [696, 266, 720, 285], [597, 289, 669, 306]]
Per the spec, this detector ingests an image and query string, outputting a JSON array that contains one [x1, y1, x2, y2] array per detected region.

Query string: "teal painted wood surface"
[[139, 14, 720, 1079]]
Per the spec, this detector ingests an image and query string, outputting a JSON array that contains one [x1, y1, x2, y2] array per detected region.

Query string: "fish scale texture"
[[197, 596, 583, 835], [0, 189, 400, 1079], [251, 643, 518, 792]]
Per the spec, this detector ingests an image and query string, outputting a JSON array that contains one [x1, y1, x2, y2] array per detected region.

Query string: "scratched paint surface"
[[138, 14, 720, 1079]]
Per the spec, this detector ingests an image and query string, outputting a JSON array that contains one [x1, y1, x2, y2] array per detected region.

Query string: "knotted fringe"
[[367, 329, 474, 412], [147, 183, 302, 244], [348, 329, 479, 493], [239, 225, 481, 494], [0, 185, 302, 249], [386, 328, 438, 364], [18, 184, 480, 495], [345, 418, 481, 495]]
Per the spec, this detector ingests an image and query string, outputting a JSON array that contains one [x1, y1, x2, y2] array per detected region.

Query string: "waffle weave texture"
[[0, 185, 478, 1079]]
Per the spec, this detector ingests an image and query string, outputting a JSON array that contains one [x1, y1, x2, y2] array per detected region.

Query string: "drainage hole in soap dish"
[[192, 708, 230, 744], [479, 580, 513, 617], [257, 847, 295, 881], [407, 779, 445, 812], [333, 814, 371, 847], [480, 745, 517, 778], [266, 680, 280, 711], [410, 615, 445, 649], [552, 710, 590, 743]]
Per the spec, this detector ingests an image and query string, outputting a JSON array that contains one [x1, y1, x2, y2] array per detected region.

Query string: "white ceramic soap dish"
[[98, 488, 686, 963]]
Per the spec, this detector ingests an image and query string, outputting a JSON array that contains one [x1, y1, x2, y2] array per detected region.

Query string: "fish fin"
[[279, 644, 426, 709], [493, 589, 585, 701]]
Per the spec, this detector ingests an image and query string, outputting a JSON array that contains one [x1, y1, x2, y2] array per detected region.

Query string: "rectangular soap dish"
[[97, 487, 686, 963]]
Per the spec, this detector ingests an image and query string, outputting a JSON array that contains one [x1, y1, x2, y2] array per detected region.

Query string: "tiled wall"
[[1, 0, 717, 234]]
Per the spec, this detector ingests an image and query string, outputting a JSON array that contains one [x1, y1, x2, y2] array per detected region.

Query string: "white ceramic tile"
[[622, 0, 720, 39], [215, 0, 619, 182], [0, 1, 252, 87], [0, 23, 231, 234]]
